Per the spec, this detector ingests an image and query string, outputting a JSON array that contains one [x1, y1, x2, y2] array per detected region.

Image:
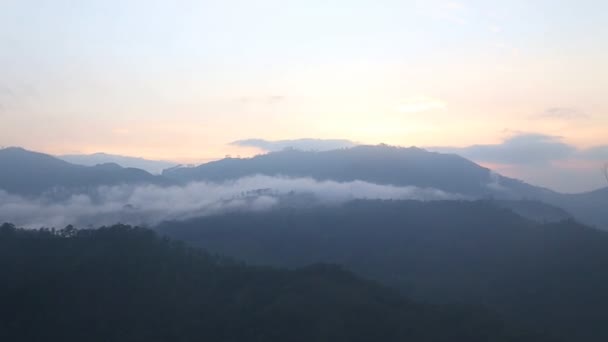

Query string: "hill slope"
[[59, 153, 177, 174], [158, 200, 608, 341], [163, 145, 514, 196], [163, 145, 607, 228], [0, 223, 553, 342], [0, 147, 166, 196]]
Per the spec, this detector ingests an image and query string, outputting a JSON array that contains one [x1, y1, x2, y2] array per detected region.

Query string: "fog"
[[0, 175, 463, 228]]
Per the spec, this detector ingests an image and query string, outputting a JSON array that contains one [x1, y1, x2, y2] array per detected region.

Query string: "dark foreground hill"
[[0, 223, 553, 342], [158, 200, 608, 341]]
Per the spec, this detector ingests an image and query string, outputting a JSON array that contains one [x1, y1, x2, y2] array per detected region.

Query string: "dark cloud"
[[232, 138, 358, 152], [433, 134, 576, 165], [537, 107, 589, 120]]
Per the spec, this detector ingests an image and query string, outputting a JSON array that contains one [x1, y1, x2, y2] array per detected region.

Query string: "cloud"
[[432, 133, 576, 165], [486, 171, 508, 192], [536, 107, 589, 120], [578, 146, 608, 161], [231, 138, 358, 152], [397, 96, 446, 114], [430, 133, 608, 192], [0, 176, 463, 229]]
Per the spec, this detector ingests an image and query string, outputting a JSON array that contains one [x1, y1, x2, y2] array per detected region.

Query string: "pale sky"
[[1, 0, 607, 191]]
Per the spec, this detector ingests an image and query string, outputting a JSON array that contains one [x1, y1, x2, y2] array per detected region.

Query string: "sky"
[[1, 0, 607, 192]]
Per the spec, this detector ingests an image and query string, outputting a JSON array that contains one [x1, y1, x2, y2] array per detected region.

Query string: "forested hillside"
[[0, 223, 555, 342], [159, 200, 608, 341]]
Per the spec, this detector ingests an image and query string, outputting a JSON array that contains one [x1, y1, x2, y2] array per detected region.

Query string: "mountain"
[[163, 145, 608, 229], [59, 152, 177, 175], [163, 145, 537, 196], [538, 187, 608, 228], [0, 223, 555, 342], [491, 199, 572, 223], [158, 200, 608, 341], [3, 145, 605, 228], [0, 147, 167, 196]]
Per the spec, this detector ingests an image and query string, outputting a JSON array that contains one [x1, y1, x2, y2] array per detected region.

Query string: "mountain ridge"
[[2, 145, 605, 228], [157, 199, 608, 342], [0, 147, 168, 196], [161, 145, 606, 228], [59, 152, 177, 174]]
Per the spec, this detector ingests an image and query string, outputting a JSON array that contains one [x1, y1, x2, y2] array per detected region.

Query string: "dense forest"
[[0, 223, 557, 342], [158, 199, 608, 341]]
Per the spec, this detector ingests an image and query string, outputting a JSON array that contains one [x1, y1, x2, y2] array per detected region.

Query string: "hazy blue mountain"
[[59, 152, 177, 174], [0, 147, 167, 196], [163, 145, 607, 229], [538, 187, 608, 229], [158, 199, 608, 341], [2, 145, 605, 228], [164, 144, 540, 196]]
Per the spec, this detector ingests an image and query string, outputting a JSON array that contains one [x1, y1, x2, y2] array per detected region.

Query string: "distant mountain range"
[[0, 147, 166, 196], [1, 145, 606, 228], [163, 145, 608, 229], [1, 145, 606, 340], [59, 153, 177, 174], [164, 145, 516, 196]]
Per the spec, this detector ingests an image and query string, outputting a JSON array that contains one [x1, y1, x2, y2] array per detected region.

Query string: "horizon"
[[2, 1, 607, 192], [2, 142, 607, 194], [4, 3, 608, 341]]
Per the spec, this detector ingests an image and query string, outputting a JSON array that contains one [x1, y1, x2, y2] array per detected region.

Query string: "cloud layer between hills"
[[0, 175, 462, 228]]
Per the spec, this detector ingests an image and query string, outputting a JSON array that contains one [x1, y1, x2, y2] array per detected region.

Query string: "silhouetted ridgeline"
[[162, 145, 608, 228], [1, 146, 606, 228], [0, 147, 167, 196], [0, 223, 555, 342], [158, 199, 608, 342]]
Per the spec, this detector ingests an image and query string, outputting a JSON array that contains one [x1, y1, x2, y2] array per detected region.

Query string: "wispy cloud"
[[430, 133, 608, 192], [0, 176, 462, 228], [431, 133, 578, 165], [536, 107, 589, 120], [231, 138, 358, 152]]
